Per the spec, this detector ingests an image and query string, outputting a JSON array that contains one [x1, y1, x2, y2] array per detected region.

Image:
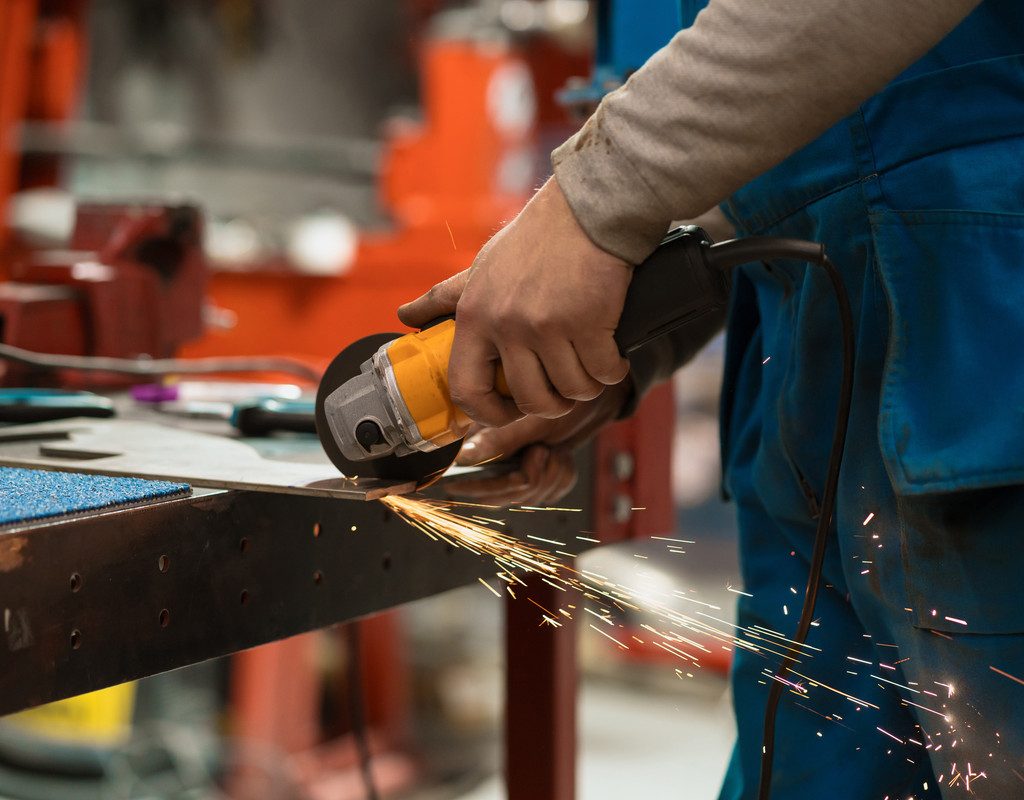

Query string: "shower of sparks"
[[379, 494, 1008, 788], [949, 763, 988, 791], [990, 666, 1024, 687], [900, 698, 950, 721], [379, 494, 825, 673], [590, 624, 629, 649], [527, 534, 567, 546], [871, 674, 920, 694]]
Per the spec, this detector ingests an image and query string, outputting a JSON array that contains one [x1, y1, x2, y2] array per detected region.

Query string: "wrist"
[[545, 177, 634, 272]]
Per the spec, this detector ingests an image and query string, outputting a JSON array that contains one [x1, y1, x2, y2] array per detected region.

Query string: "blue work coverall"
[[694, 1, 1024, 797]]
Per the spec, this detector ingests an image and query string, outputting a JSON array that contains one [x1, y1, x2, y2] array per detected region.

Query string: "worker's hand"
[[398, 178, 632, 428], [445, 378, 630, 506]]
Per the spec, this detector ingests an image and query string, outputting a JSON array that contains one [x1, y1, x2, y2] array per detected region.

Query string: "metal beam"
[[0, 477, 596, 719], [0, 489, 518, 714]]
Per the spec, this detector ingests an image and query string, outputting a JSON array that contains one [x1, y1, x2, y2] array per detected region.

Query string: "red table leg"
[[505, 575, 578, 800]]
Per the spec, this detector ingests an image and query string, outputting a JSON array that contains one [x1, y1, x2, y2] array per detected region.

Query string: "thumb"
[[456, 416, 551, 466], [398, 269, 470, 328]]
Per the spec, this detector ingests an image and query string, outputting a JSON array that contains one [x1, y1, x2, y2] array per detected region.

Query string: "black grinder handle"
[[613, 225, 731, 355]]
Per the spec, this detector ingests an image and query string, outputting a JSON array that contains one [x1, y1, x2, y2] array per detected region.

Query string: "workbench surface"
[[0, 409, 592, 716]]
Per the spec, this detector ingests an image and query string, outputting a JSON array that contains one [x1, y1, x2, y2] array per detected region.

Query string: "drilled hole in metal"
[[382, 553, 392, 571], [70, 629, 82, 650], [158, 554, 170, 573], [159, 609, 170, 628], [70, 573, 83, 592]]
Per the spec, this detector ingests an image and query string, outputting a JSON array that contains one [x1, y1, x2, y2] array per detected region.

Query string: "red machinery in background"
[[0, 0, 205, 388], [0, 202, 206, 386]]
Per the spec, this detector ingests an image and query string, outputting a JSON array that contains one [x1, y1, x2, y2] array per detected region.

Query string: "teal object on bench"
[[0, 467, 189, 526]]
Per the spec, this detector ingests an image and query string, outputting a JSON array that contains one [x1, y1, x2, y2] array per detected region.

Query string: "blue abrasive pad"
[[0, 467, 190, 527]]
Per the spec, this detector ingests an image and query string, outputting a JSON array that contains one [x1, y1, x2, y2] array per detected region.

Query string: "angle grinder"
[[315, 225, 731, 488]]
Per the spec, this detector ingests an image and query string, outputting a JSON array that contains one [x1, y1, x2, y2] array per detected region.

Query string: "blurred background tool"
[[131, 380, 304, 404], [230, 397, 316, 436], [0, 387, 114, 422], [0, 2, 736, 799]]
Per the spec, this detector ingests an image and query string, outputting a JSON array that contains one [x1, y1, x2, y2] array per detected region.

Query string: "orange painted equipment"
[[181, 38, 539, 368]]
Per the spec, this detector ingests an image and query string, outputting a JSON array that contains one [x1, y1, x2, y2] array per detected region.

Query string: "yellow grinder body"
[[386, 320, 468, 448], [315, 319, 509, 481]]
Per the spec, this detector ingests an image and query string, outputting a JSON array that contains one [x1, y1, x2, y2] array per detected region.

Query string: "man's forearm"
[[553, 0, 982, 264]]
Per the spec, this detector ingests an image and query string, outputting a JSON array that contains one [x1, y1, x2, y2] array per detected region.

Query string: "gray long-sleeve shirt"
[[553, 0, 982, 265], [555, 0, 983, 404]]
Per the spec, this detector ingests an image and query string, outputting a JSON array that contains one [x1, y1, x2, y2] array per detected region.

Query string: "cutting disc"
[[315, 332, 463, 488]]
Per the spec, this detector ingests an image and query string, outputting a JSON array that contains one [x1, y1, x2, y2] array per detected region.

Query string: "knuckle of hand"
[[514, 400, 542, 416], [565, 383, 602, 401], [493, 312, 518, 337], [518, 398, 571, 419], [514, 398, 555, 417], [455, 300, 479, 326], [529, 313, 561, 338], [594, 361, 628, 385], [447, 382, 477, 412]]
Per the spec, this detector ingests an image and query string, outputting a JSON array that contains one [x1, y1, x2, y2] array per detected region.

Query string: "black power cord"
[[345, 622, 382, 800], [0, 342, 321, 381], [706, 238, 856, 800]]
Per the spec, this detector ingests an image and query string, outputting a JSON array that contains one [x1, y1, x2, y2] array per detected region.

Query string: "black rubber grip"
[[613, 226, 731, 354], [233, 404, 316, 437]]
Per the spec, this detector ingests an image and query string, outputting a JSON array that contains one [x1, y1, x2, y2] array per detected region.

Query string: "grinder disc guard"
[[315, 333, 462, 487]]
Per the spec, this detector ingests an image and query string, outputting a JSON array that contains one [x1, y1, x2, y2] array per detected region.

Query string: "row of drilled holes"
[[313, 521, 395, 570], [65, 522, 395, 651]]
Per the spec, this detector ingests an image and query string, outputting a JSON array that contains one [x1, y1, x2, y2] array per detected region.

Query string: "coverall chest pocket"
[[872, 209, 1024, 496], [871, 208, 1024, 634]]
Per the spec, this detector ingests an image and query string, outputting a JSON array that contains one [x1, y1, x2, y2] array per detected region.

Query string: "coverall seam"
[[735, 175, 865, 236], [772, 274, 822, 518], [869, 209, 1024, 226], [870, 129, 1024, 179]]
